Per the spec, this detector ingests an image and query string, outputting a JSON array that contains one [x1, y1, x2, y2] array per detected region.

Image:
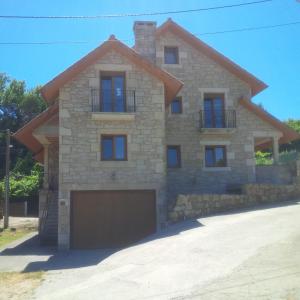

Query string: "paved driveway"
[[1, 201, 300, 300]]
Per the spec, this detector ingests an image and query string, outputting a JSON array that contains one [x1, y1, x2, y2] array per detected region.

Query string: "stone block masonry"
[[256, 164, 296, 184], [156, 30, 282, 207], [169, 183, 300, 223], [58, 50, 167, 249]]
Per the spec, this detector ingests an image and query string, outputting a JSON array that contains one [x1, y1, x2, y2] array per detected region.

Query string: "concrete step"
[[39, 191, 58, 245], [40, 235, 57, 246], [44, 226, 57, 231]]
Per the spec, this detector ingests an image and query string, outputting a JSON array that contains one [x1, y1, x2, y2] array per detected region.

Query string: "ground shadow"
[[0, 235, 120, 272], [140, 218, 204, 244], [23, 248, 116, 272], [0, 235, 54, 256], [2, 200, 297, 273], [1, 218, 203, 272]]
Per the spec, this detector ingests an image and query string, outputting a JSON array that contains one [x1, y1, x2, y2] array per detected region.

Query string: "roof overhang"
[[156, 19, 267, 96], [13, 103, 59, 163], [41, 35, 183, 105], [240, 98, 300, 144]]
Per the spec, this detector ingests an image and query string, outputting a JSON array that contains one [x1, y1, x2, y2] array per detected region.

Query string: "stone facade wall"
[[58, 50, 166, 248], [169, 183, 300, 222], [53, 26, 287, 248], [48, 142, 59, 190], [155, 31, 281, 207], [256, 164, 296, 184]]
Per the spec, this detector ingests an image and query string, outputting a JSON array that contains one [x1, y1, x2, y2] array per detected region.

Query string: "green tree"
[[0, 73, 46, 179], [0, 167, 43, 201], [280, 119, 300, 152], [0, 73, 47, 210]]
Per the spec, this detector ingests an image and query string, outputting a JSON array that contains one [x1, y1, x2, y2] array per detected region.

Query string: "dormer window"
[[164, 47, 179, 64]]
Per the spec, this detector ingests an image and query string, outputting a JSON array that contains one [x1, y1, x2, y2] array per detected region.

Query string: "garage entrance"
[[70, 190, 156, 249]]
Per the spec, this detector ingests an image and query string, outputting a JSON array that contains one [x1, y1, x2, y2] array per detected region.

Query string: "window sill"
[[92, 112, 135, 121], [202, 167, 231, 172], [99, 160, 129, 166], [199, 128, 236, 135], [169, 113, 183, 117], [101, 159, 128, 162], [162, 64, 182, 68]]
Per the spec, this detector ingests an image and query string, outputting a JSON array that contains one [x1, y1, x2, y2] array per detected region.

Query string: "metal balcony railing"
[[199, 109, 236, 129], [91, 89, 136, 113]]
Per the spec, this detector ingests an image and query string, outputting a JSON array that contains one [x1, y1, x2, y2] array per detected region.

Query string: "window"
[[100, 72, 126, 112], [205, 146, 227, 167], [203, 93, 225, 128], [167, 146, 181, 168], [164, 47, 179, 64], [101, 135, 127, 161], [171, 97, 182, 114]]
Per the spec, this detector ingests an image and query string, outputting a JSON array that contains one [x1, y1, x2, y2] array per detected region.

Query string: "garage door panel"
[[71, 191, 114, 249], [71, 190, 156, 249], [111, 198, 133, 246], [111, 193, 155, 246]]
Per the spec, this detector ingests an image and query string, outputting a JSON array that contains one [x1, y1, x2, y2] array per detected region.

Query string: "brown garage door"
[[70, 190, 156, 249]]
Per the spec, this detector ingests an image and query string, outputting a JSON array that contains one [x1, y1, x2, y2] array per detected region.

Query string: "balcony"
[[91, 89, 136, 121], [199, 109, 236, 135]]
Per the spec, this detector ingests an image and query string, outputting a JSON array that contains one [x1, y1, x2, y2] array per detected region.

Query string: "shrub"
[[279, 150, 300, 164], [0, 164, 42, 201], [255, 151, 273, 165]]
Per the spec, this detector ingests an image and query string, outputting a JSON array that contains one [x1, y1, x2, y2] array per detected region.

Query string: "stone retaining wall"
[[169, 183, 300, 223], [242, 183, 300, 201], [256, 164, 296, 184]]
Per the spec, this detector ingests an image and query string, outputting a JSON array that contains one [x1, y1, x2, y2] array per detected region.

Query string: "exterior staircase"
[[39, 190, 58, 246]]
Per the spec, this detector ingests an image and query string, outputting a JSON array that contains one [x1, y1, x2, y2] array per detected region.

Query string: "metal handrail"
[[199, 109, 236, 129], [91, 89, 136, 113], [39, 190, 50, 235]]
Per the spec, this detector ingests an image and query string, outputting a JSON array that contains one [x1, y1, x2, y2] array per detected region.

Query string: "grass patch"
[[0, 227, 35, 248], [0, 271, 44, 282], [0, 271, 44, 300]]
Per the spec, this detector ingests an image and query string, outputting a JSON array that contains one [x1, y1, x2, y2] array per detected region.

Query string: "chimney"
[[133, 21, 157, 63]]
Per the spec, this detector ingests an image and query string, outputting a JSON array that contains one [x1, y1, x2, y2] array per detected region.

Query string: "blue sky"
[[0, 0, 299, 120]]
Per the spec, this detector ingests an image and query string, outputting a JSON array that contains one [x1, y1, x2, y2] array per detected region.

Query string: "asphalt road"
[[2, 201, 300, 300]]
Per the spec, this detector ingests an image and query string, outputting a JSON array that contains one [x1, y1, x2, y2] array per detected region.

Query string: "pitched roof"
[[156, 19, 267, 96], [13, 103, 59, 163], [41, 35, 183, 104], [240, 98, 300, 144]]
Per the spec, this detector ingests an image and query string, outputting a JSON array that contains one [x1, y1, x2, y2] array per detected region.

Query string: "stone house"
[[14, 19, 299, 249]]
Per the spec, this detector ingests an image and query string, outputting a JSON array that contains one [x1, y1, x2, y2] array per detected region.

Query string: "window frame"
[[167, 145, 181, 168], [204, 145, 227, 168], [203, 93, 225, 128], [100, 71, 126, 112], [101, 134, 128, 161], [171, 97, 183, 114], [164, 46, 179, 64]]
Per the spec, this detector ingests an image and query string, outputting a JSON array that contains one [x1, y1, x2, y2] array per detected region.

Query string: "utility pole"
[[4, 129, 10, 229]]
